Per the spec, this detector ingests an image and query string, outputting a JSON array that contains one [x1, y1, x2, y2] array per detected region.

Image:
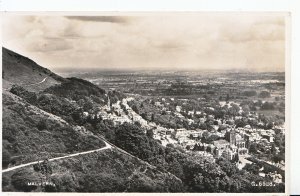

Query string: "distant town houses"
[[91, 93, 284, 179]]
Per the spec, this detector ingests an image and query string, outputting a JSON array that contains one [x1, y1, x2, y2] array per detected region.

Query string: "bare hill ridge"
[[2, 47, 66, 92]]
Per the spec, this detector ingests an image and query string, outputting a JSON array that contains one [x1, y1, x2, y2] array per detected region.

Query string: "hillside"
[[2, 48, 184, 192], [2, 47, 66, 92], [2, 90, 106, 168], [2, 148, 183, 192]]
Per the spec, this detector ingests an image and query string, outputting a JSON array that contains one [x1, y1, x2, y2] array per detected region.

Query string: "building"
[[261, 134, 274, 143], [229, 129, 236, 145], [235, 134, 246, 148], [222, 148, 236, 161], [213, 140, 230, 157], [225, 129, 249, 156]]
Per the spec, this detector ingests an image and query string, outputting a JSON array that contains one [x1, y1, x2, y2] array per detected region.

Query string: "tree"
[[37, 119, 47, 131], [151, 113, 155, 122], [141, 113, 147, 120], [259, 91, 271, 98], [272, 154, 284, 164], [226, 94, 230, 102], [132, 104, 139, 114], [242, 90, 257, 97], [146, 129, 154, 138], [199, 123, 207, 130], [228, 104, 240, 116], [200, 145, 205, 151], [206, 146, 212, 153], [261, 102, 275, 110], [193, 143, 201, 151], [235, 119, 247, 128], [249, 143, 258, 154], [205, 135, 220, 144], [271, 144, 277, 155], [244, 163, 260, 175], [83, 98, 94, 111], [233, 153, 239, 163], [216, 158, 238, 177]]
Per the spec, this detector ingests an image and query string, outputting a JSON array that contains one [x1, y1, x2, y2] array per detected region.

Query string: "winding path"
[[25, 77, 48, 86], [2, 141, 112, 173], [4, 77, 48, 91]]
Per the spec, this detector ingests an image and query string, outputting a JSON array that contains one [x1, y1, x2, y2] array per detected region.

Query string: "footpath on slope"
[[2, 141, 112, 173]]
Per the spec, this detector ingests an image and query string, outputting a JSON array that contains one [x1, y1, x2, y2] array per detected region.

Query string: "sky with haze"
[[2, 13, 287, 72]]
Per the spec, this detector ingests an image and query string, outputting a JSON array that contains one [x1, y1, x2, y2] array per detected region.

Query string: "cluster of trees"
[[242, 90, 257, 97], [10, 85, 38, 103], [240, 90, 271, 99], [259, 91, 271, 98], [44, 77, 106, 101]]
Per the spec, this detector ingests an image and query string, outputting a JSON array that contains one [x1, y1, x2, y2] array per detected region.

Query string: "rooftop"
[[213, 139, 230, 148]]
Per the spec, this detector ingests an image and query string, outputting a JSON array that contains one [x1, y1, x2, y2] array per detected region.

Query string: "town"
[[68, 70, 285, 186]]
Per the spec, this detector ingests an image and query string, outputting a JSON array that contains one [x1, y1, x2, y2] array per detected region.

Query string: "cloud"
[[222, 19, 285, 43], [155, 41, 188, 50], [2, 13, 287, 72], [29, 39, 73, 52], [65, 16, 130, 24]]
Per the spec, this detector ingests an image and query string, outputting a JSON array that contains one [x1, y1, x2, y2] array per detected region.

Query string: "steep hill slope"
[[2, 48, 184, 192], [2, 90, 106, 169], [2, 47, 66, 92]]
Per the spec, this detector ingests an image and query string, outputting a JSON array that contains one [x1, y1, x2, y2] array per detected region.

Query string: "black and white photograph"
[[1, 12, 289, 194]]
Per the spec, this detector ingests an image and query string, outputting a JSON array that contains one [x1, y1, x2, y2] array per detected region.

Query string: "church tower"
[[230, 129, 236, 146]]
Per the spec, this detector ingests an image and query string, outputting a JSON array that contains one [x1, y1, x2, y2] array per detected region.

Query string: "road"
[[2, 141, 112, 173]]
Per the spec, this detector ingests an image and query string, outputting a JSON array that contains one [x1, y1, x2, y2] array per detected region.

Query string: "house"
[[261, 134, 274, 143], [268, 172, 283, 184], [176, 106, 182, 112], [188, 110, 194, 116]]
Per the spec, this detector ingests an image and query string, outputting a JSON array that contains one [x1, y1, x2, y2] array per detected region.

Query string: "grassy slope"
[[2, 147, 183, 192], [2, 91, 106, 168]]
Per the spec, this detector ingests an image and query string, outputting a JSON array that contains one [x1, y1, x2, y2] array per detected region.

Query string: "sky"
[[2, 13, 287, 72]]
